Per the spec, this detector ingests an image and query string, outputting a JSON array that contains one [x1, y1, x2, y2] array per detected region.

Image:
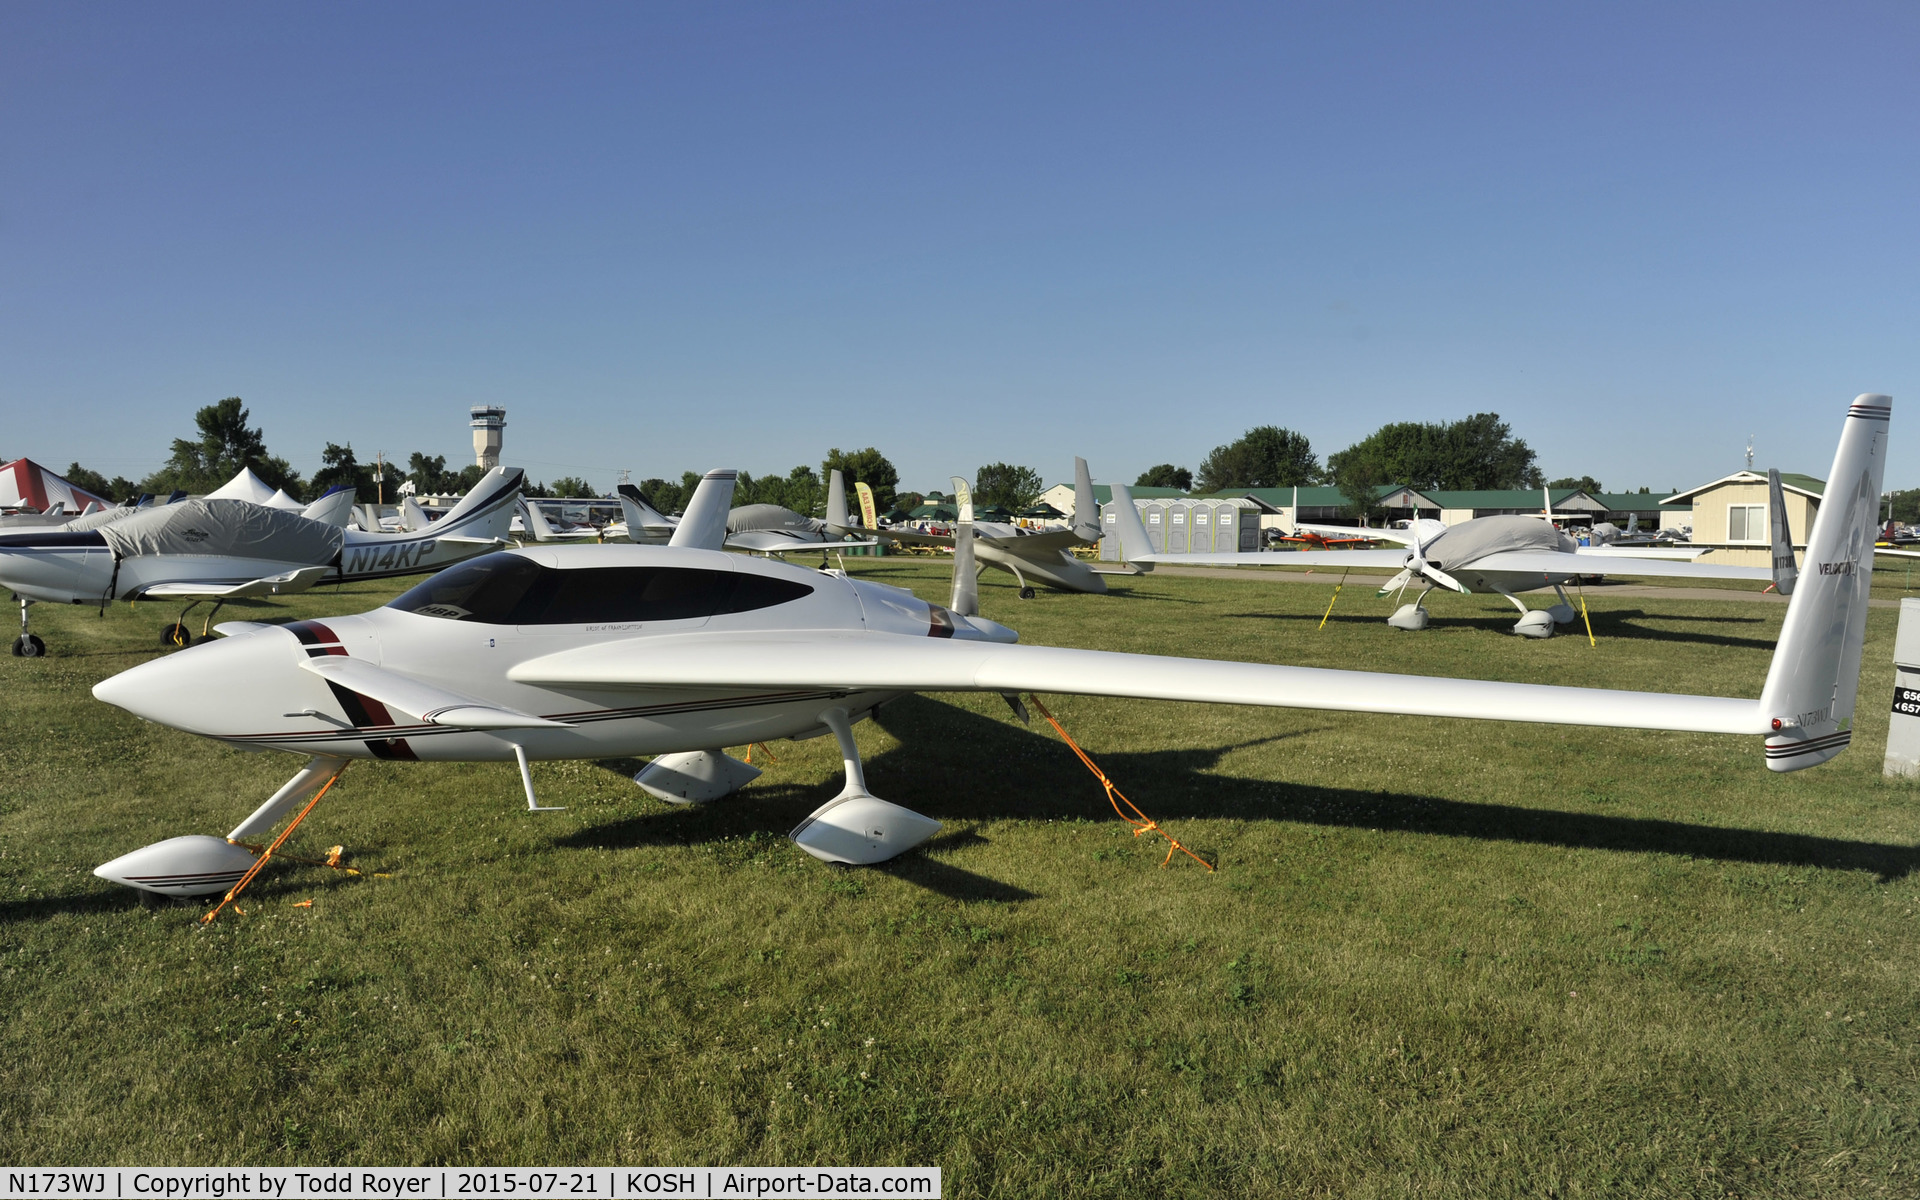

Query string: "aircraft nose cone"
[[93, 630, 294, 736]]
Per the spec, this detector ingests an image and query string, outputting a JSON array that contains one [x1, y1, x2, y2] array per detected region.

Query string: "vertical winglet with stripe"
[[1756, 393, 1890, 770]]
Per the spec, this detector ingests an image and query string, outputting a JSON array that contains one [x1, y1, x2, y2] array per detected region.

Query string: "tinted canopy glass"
[[388, 553, 813, 625]]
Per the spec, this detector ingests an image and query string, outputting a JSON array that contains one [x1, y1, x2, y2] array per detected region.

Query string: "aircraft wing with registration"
[[506, 630, 1765, 734], [135, 566, 335, 600]]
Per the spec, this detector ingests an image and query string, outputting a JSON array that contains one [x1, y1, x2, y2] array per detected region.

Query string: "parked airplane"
[[848, 458, 1113, 597], [1114, 470, 1804, 637], [4, 467, 522, 656], [85, 394, 1887, 896], [515, 499, 606, 543]]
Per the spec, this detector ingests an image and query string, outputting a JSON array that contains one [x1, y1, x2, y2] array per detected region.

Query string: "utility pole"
[[376, 451, 385, 505]]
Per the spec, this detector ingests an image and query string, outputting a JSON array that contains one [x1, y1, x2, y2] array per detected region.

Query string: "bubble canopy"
[[388, 552, 813, 625]]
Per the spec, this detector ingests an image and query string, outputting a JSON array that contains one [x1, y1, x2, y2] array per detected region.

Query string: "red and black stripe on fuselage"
[[284, 620, 418, 760]]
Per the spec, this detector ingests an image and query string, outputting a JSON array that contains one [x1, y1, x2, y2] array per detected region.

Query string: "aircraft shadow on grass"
[[562, 694, 1919, 889], [1225, 607, 1779, 650]]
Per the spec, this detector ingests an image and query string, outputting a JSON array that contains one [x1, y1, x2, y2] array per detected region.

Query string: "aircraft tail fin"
[[402, 495, 432, 531], [1107, 483, 1156, 570], [1625, 511, 1640, 536], [617, 484, 674, 537], [669, 469, 737, 550], [518, 499, 558, 541], [432, 466, 524, 542], [1072, 457, 1100, 541], [301, 486, 357, 528], [1756, 394, 1890, 771], [826, 470, 852, 534], [1768, 468, 1797, 597], [949, 476, 979, 616]]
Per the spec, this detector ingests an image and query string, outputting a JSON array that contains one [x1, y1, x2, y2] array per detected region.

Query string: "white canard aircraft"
[[1113, 474, 1801, 637], [87, 395, 1888, 895], [848, 458, 1117, 597], [4, 467, 522, 656]]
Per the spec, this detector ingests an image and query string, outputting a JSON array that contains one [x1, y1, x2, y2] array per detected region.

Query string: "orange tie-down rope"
[[202, 765, 349, 924], [1027, 694, 1214, 872]]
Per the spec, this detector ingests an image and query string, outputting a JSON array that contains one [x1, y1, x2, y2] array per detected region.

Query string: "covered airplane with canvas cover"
[[87, 394, 1888, 897], [3, 466, 523, 656]]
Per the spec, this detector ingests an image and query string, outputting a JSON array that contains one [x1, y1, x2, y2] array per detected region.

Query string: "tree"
[[1331, 456, 1386, 526], [406, 452, 461, 495], [1325, 412, 1541, 492], [62, 463, 134, 503], [1549, 475, 1604, 494], [140, 397, 302, 496], [307, 441, 395, 503], [822, 447, 899, 515], [635, 477, 686, 513], [1195, 426, 1319, 492], [973, 463, 1044, 510], [1134, 464, 1193, 490], [548, 476, 596, 498]]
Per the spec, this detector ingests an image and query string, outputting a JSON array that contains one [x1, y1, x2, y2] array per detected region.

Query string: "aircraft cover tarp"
[[1424, 514, 1575, 566], [96, 499, 344, 563]]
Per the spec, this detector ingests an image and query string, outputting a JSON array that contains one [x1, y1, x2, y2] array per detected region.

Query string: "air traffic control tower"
[[470, 405, 506, 468]]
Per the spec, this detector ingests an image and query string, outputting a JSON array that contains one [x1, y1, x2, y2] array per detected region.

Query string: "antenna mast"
[[1745, 436, 1755, 472]]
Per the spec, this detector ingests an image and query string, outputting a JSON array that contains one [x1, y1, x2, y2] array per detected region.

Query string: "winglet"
[[949, 476, 979, 616], [1756, 393, 1890, 771], [826, 470, 852, 534], [669, 469, 738, 550], [1072, 457, 1100, 541], [1107, 483, 1156, 570], [1768, 468, 1797, 597]]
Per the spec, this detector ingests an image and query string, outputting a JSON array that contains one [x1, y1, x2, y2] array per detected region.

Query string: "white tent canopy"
[[204, 468, 278, 505], [263, 489, 307, 511]]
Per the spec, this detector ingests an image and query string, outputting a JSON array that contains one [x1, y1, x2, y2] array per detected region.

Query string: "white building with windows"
[[1661, 471, 1823, 567]]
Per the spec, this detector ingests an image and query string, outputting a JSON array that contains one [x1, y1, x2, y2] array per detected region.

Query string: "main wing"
[[137, 565, 335, 599], [983, 527, 1089, 552], [1471, 550, 1773, 581], [1138, 548, 1410, 569], [508, 630, 1763, 735]]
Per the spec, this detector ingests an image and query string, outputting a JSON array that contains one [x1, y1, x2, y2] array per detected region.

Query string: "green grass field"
[[3, 562, 1917, 1197]]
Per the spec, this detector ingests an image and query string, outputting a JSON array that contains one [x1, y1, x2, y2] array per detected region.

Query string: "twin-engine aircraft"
[[1114, 473, 1800, 637], [4, 467, 522, 656], [88, 395, 1888, 897]]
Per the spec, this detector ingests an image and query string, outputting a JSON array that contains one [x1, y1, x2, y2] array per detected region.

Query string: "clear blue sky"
[[4, 2, 1916, 496]]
